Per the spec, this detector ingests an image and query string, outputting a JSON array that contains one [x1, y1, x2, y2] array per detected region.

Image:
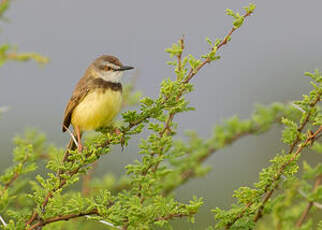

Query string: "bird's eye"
[[104, 66, 111, 71]]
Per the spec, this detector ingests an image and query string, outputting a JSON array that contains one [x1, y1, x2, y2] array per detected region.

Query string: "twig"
[[85, 215, 122, 229], [163, 112, 290, 195], [133, 10, 255, 218], [225, 125, 322, 228], [2, 155, 29, 194], [183, 10, 253, 85], [176, 35, 185, 79], [253, 125, 322, 222], [26, 158, 81, 226], [160, 10, 254, 137], [288, 95, 320, 154], [163, 123, 273, 195], [27, 209, 99, 230], [27, 125, 130, 227], [154, 212, 190, 222], [297, 187, 322, 209], [27, 125, 91, 226], [26, 9, 254, 229], [253, 94, 321, 222], [4, 172, 19, 191], [161, 10, 253, 152], [296, 175, 322, 228], [225, 202, 253, 229]]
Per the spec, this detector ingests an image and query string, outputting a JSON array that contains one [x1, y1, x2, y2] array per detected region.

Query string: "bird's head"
[[92, 55, 134, 83]]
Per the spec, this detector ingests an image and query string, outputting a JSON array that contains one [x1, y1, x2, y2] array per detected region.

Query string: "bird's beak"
[[118, 66, 134, 71]]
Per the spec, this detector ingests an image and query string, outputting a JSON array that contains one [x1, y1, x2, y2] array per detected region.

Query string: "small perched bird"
[[62, 55, 134, 151]]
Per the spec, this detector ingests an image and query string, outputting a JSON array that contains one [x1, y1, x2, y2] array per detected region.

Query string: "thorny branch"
[[163, 117, 285, 195], [296, 175, 322, 228], [183, 10, 253, 85], [136, 10, 255, 204], [0, 154, 30, 197], [24, 9, 255, 230], [159, 10, 254, 138], [253, 94, 321, 222], [27, 209, 99, 230], [225, 93, 321, 229], [288, 95, 321, 154], [226, 126, 322, 229]]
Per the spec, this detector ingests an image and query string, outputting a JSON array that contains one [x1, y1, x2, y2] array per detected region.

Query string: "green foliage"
[[0, 44, 48, 67], [0, 1, 48, 67], [212, 70, 322, 229], [0, 0, 9, 19], [0, 0, 48, 127], [226, 3, 255, 29], [0, 2, 321, 230]]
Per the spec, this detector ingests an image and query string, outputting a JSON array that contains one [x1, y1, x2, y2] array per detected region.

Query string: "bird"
[[62, 55, 134, 152]]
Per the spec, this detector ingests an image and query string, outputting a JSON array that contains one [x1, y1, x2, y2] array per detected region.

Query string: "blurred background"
[[0, 0, 322, 229]]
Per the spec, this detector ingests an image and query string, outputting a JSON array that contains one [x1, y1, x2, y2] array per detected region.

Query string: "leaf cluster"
[[1, 2, 321, 230]]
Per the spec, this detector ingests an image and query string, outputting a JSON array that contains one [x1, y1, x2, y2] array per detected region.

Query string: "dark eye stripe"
[[98, 65, 115, 71]]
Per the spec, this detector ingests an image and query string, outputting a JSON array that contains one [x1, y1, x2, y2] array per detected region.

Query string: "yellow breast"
[[71, 89, 122, 131]]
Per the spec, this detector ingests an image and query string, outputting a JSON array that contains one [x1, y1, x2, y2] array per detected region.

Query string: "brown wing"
[[62, 73, 93, 132]]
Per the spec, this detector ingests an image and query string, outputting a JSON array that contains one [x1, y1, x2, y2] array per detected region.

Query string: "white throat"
[[98, 71, 123, 83]]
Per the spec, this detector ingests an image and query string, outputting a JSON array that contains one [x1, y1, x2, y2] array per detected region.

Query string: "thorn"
[[313, 202, 322, 209], [291, 103, 305, 113], [0, 215, 7, 227], [85, 215, 121, 229]]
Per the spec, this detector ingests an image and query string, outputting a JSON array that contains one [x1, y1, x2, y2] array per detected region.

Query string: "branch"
[[1, 154, 29, 195], [288, 95, 321, 154], [155, 9, 254, 148], [254, 126, 322, 223], [26, 160, 83, 226], [26, 113, 149, 227], [163, 120, 279, 195], [27, 209, 98, 230], [136, 12, 254, 199], [155, 212, 190, 222], [296, 175, 322, 228], [183, 10, 253, 85], [225, 125, 322, 229], [253, 94, 321, 222], [159, 10, 254, 164], [25, 7, 255, 229]]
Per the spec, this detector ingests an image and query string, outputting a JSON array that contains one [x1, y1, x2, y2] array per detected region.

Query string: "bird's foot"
[[77, 143, 83, 152], [114, 127, 121, 135]]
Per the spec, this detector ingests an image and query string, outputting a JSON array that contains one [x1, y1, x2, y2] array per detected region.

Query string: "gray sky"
[[1, 1, 322, 229]]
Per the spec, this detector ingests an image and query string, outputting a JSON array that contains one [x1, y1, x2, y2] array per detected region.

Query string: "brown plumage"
[[62, 74, 122, 132], [62, 55, 124, 132], [62, 55, 133, 152]]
